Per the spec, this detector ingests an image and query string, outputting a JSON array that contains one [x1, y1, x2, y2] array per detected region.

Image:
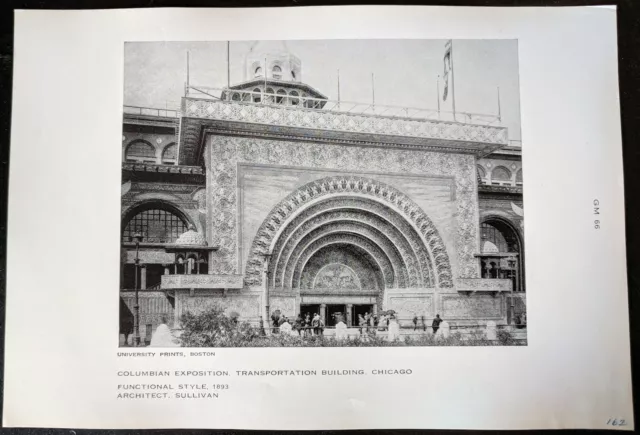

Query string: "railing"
[[186, 84, 502, 127], [124, 105, 180, 118]]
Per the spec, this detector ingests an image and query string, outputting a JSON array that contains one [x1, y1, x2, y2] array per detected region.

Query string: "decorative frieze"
[[455, 278, 512, 292], [301, 295, 377, 305], [161, 274, 244, 289], [185, 98, 508, 146]]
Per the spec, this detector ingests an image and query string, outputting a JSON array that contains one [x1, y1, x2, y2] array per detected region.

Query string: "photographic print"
[[119, 39, 525, 347]]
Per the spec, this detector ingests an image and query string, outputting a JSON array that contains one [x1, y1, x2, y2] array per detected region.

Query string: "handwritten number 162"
[[607, 418, 627, 426]]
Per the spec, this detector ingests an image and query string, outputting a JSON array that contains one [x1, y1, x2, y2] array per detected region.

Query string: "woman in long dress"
[[150, 317, 177, 347], [358, 314, 366, 334]]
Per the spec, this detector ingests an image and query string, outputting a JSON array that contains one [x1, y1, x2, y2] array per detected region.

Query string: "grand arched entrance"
[[245, 176, 452, 324]]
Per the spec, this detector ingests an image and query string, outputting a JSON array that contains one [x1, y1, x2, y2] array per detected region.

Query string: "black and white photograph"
[[119, 39, 525, 348], [5, 5, 633, 430]]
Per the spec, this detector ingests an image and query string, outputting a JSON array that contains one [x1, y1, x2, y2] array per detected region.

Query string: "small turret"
[[222, 40, 327, 109]]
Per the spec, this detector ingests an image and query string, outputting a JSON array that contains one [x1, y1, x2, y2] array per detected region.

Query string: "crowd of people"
[[270, 311, 326, 336], [269, 309, 448, 336], [357, 311, 394, 334]]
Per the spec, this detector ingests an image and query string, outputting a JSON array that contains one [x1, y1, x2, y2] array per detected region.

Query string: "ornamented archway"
[[245, 175, 453, 289]]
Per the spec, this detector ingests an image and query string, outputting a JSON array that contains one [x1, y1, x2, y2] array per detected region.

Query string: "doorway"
[[326, 304, 346, 326], [353, 305, 374, 326], [300, 304, 320, 320]]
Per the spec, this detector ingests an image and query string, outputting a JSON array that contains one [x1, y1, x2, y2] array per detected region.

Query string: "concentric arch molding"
[[271, 213, 417, 289], [245, 175, 453, 288], [290, 232, 398, 291], [268, 201, 430, 289]]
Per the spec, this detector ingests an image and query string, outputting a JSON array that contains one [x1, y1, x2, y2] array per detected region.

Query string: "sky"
[[124, 40, 521, 141]]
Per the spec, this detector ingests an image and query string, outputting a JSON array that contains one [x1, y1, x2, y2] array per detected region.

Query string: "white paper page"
[[4, 5, 632, 430]]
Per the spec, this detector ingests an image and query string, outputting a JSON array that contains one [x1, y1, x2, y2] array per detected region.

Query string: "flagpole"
[[437, 76, 441, 119], [186, 51, 190, 95], [371, 73, 375, 110], [227, 41, 230, 88], [497, 86, 502, 122], [450, 41, 457, 122], [264, 56, 267, 103], [337, 69, 341, 109]]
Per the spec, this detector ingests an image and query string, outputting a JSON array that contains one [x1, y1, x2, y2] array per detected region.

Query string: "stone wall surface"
[[386, 294, 434, 319], [269, 296, 298, 318], [441, 294, 504, 320]]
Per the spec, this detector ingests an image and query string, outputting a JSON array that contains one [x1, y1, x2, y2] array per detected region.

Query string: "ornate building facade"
[[120, 42, 525, 343]]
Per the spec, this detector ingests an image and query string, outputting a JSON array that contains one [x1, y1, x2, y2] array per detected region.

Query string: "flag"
[[442, 40, 452, 101]]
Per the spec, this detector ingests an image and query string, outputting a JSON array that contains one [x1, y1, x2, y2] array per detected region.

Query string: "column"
[[320, 304, 327, 323], [140, 265, 147, 290], [372, 303, 378, 316], [346, 304, 353, 327], [262, 254, 271, 334]]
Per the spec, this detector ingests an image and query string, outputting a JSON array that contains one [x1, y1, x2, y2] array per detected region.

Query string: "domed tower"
[[244, 40, 302, 83], [222, 40, 327, 108], [164, 225, 211, 275]]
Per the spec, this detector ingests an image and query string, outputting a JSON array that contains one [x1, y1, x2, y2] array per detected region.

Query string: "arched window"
[[231, 92, 241, 101], [254, 66, 263, 78], [480, 219, 523, 293], [481, 222, 516, 253], [264, 87, 275, 103], [252, 88, 261, 103], [477, 165, 486, 184], [125, 140, 156, 163], [516, 169, 523, 185], [491, 166, 512, 185], [276, 89, 286, 104], [272, 65, 282, 79], [161, 143, 176, 165], [290, 90, 300, 106], [122, 206, 188, 244]]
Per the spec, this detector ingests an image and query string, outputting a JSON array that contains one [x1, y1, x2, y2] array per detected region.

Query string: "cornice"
[[178, 98, 508, 165], [123, 114, 179, 129], [478, 184, 523, 195], [122, 162, 204, 175]]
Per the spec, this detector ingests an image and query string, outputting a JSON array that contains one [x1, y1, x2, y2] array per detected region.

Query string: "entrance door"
[[300, 304, 320, 320], [326, 304, 346, 326], [353, 305, 374, 326]]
